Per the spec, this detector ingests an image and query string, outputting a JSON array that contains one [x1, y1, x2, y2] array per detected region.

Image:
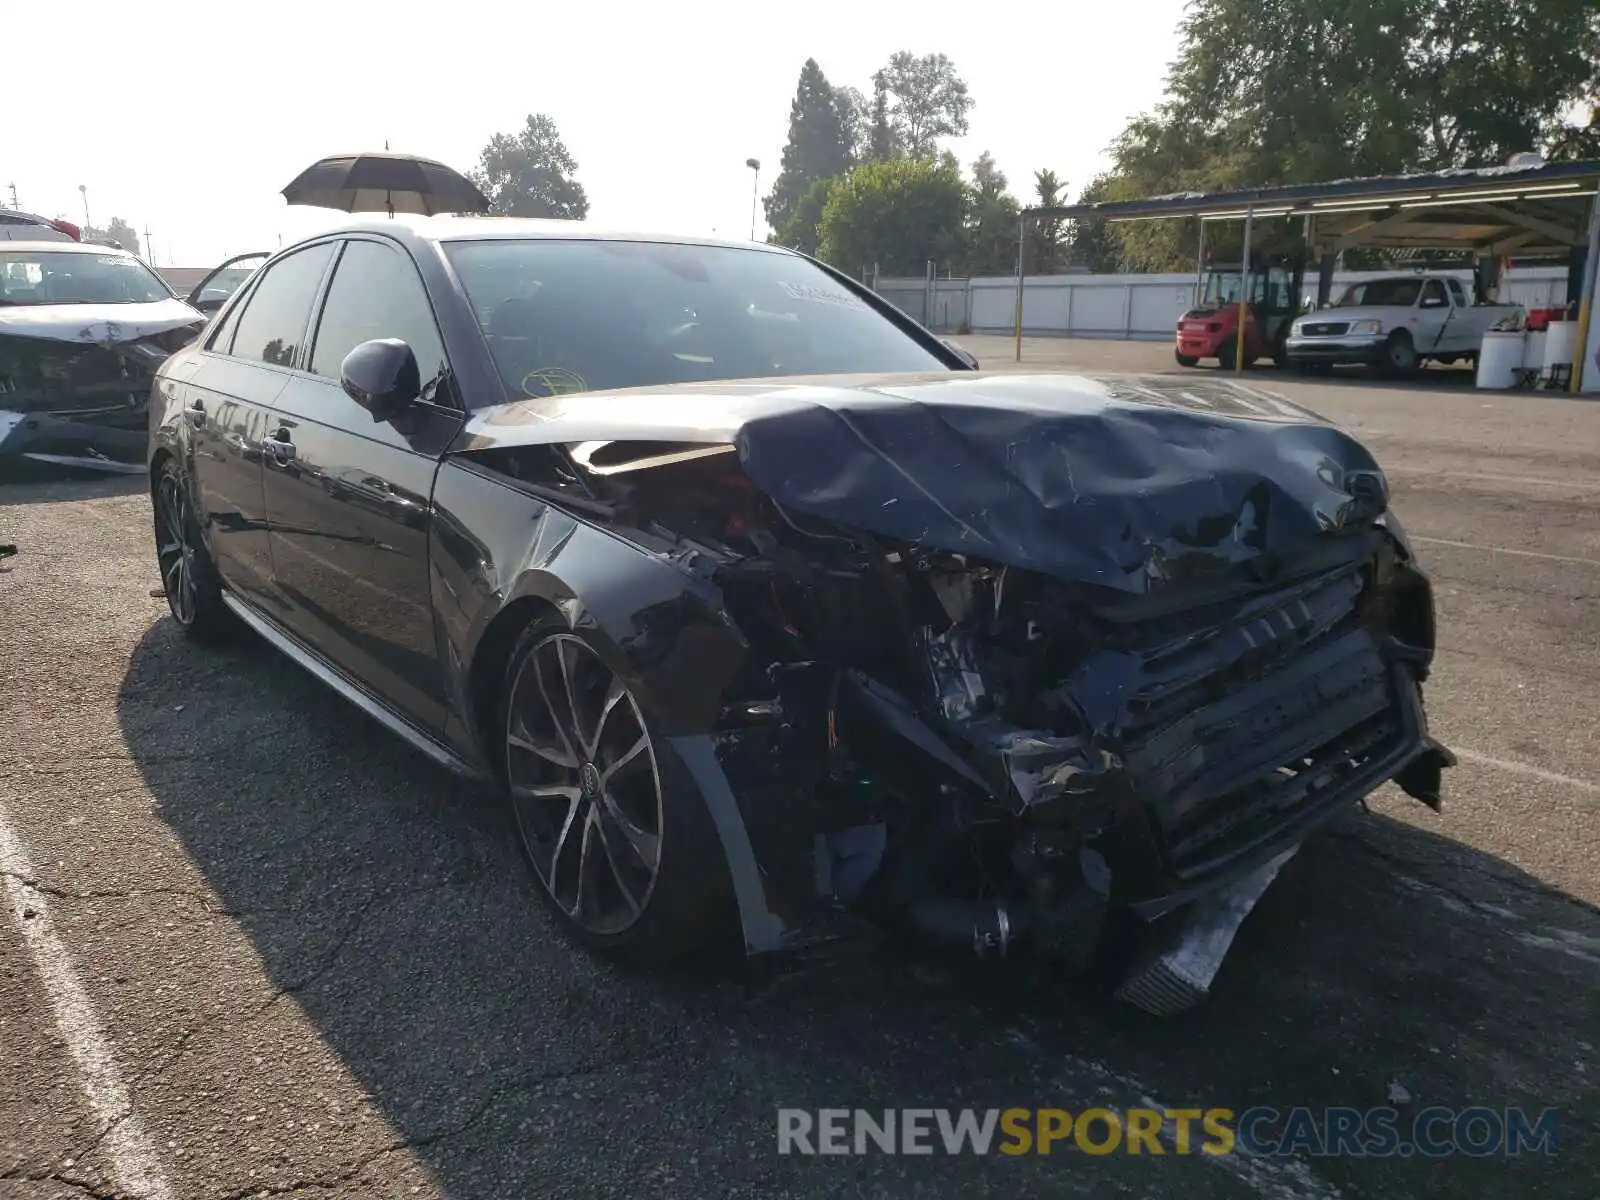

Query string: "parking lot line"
[[1452, 747, 1600, 798], [0, 805, 175, 1200], [1410, 536, 1600, 569]]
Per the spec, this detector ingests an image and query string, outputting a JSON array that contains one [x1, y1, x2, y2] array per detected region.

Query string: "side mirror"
[[341, 338, 421, 421], [941, 338, 979, 370]]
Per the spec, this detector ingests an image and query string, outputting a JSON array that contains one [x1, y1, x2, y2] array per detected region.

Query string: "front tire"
[[1379, 331, 1418, 377], [499, 621, 733, 964], [1174, 351, 1199, 368], [153, 460, 230, 642]]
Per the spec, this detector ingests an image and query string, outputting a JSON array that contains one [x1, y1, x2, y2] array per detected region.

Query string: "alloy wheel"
[[504, 633, 664, 935], [155, 474, 198, 626]]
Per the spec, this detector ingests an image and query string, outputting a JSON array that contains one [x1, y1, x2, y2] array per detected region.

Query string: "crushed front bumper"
[[0, 408, 147, 474]]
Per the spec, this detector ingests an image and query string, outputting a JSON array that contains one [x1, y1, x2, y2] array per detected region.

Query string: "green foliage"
[[469, 114, 589, 220], [871, 52, 973, 160], [1092, 0, 1600, 270], [833, 85, 870, 164], [85, 217, 140, 255], [866, 76, 898, 163], [765, 60, 855, 243], [1028, 170, 1068, 274], [818, 157, 967, 276], [963, 152, 1020, 276], [770, 178, 831, 256]]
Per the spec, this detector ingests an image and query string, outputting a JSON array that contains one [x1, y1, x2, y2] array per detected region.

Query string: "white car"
[[1, 240, 207, 474], [1285, 273, 1523, 374]]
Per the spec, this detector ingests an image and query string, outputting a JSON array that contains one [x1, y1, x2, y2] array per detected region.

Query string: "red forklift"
[[1174, 254, 1305, 369]]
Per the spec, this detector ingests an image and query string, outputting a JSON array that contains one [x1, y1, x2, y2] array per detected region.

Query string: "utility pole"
[[143, 224, 153, 265]]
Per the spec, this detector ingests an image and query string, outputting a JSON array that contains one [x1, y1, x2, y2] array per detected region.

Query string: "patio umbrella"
[[280, 152, 489, 217]]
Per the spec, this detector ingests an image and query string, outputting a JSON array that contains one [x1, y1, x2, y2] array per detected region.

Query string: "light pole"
[[78, 184, 90, 232], [745, 158, 760, 242]]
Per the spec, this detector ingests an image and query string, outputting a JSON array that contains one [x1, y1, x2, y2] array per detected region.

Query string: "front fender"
[[429, 460, 748, 754]]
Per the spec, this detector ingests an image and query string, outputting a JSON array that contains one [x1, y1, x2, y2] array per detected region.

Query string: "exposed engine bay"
[[471, 422, 1453, 1012], [0, 317, 202, 474]]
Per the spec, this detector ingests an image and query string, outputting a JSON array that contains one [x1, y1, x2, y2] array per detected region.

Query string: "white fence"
[[874, 267, 1573, 339]]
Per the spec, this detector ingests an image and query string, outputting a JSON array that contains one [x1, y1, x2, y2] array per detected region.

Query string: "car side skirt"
[[220, 593, 487, 781]]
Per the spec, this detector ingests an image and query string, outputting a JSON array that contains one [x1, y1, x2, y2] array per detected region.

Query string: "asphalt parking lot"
[[3, 338, 1598, 1199]]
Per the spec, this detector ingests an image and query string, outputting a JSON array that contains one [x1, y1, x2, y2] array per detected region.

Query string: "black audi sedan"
[[147, 219, 1452, 1012]]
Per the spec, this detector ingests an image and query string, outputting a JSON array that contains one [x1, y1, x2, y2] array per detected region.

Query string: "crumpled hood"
[[0, 298, 205, 345], [456, 370, 1390, 594]]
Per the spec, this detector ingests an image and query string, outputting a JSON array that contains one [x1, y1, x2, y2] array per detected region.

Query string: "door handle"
[[184, 400, 206, 427], [265, 427, 297, 463]]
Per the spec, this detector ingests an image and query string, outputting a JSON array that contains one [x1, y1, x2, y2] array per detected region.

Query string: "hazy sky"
[[8, 0, 1187, 267]]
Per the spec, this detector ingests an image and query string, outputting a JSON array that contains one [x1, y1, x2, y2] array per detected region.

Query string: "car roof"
[[0, 239, 138, 256], [305, 215, 793, 255]]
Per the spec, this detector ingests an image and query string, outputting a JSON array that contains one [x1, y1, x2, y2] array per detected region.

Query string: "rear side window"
[[1446, 278, 1467, 306], [310, 240, 447, 397], [228, 243, 335, 368]]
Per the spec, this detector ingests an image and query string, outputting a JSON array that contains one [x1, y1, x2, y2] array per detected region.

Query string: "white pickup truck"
[[1284, 273, 1523, 374]]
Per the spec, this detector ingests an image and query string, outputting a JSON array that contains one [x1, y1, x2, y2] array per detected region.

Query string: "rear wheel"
[[499, 622, 733, 963], [153, 460, 230, 642]]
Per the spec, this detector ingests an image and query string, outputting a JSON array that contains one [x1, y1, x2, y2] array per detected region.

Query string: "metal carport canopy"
[[1013, 160, 1600, 390], [1025, 160, 1600, 257]]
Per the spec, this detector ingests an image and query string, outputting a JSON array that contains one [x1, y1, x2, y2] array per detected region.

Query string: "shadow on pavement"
[[0, 470, 143, 506], [116, 615, 1600, 1199]]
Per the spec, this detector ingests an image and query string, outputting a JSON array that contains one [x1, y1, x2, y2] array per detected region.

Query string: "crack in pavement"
[[0, 1167, 120, 1199], [124, 878, 470, 1094], [1, 871, 257, 917], [205, 1039, 689, 1200]]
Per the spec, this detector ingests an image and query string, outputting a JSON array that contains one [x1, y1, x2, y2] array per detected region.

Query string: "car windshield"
[[0, 250, 173, 306], [445, 238, 947, 398], [1335, 279, 1422, 308]]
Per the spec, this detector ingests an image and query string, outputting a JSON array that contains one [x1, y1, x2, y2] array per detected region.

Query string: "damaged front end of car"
[[0, 316, 204, 475], [465, 373, 1453, 1012]]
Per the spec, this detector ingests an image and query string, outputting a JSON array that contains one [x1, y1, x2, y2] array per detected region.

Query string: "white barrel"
[[1476, 331, 1523, 389], [1522, 329, 1547, 372], [1543, 320, 1578, 372]]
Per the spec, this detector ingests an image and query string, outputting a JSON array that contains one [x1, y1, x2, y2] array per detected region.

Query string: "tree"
[[469, 114, 589, 220], [1028, 170, 1068, 275], [866, 75, 899, 163], [1092, 0, 1600, 270], [83, 217, 140, 255], [833, 85, 869, 164], [871, 52, 973, 160], [765, 60, 854, 241], [1550, 86, 1600, 160], [817, 157, 966, 276], [770, 178, 831, 256], [960, 152, 1020, 276]]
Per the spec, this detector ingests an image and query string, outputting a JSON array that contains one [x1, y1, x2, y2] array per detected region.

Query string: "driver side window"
[[309, 239, 449, 404]]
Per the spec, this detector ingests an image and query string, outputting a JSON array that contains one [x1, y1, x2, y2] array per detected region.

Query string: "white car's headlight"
[[1349, 319, 1384, 335]]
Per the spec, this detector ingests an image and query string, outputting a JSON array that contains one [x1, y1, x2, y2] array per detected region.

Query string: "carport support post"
[[1571, 184, 1600, 394], [1193, 220, 1206, 306], [1014, 212, 1027, 362], [1236, 208, 1254, 373]]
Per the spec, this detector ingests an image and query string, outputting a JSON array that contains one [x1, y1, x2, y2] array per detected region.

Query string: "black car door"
[[259, 236, 462, 733], [184, 243, 335, 613]]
